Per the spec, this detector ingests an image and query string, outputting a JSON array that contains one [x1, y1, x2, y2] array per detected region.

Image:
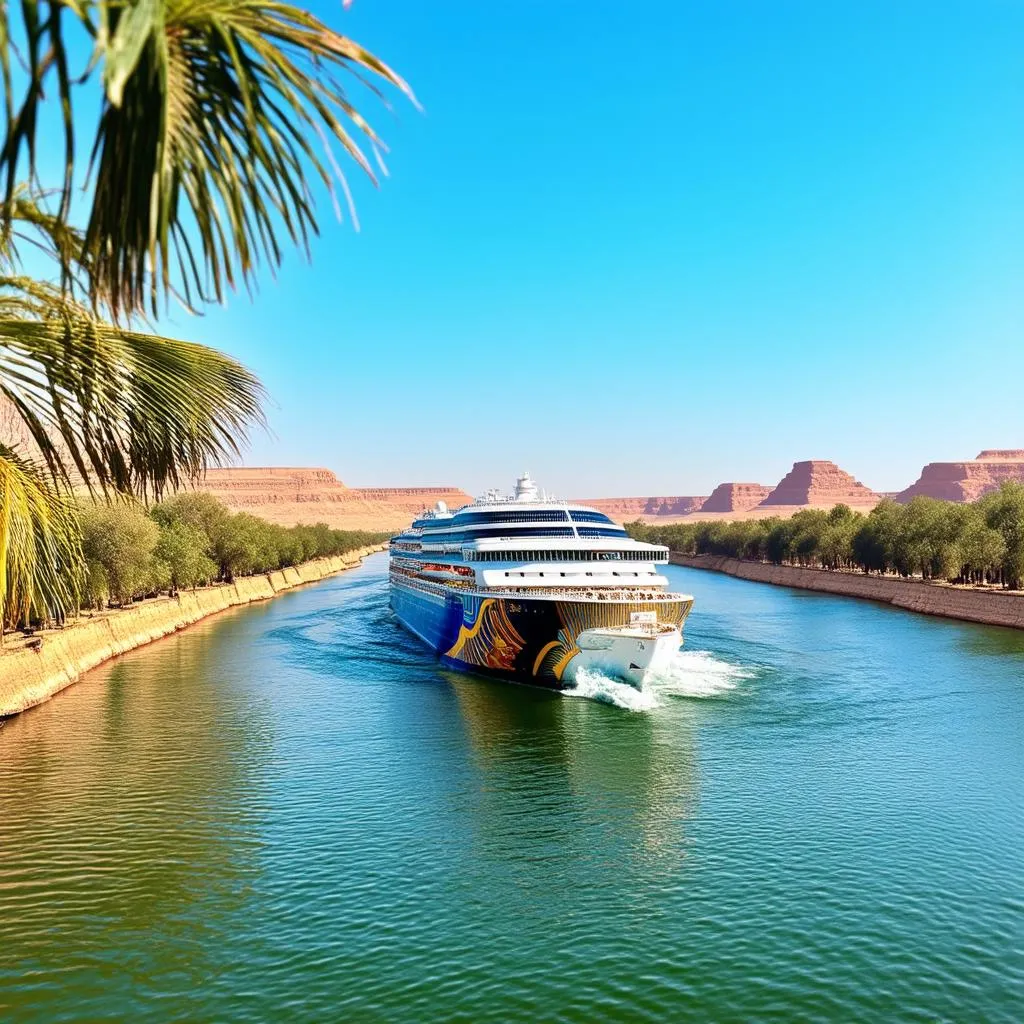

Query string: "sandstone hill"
[[759, 460, 879, 509], [896, 450, 1024, 503], [192, 468, 471, 531], [580, 495, 707, 519], [701, 483, 772, 513]]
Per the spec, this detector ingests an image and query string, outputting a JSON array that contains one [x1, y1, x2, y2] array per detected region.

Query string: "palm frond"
[[0, 279, 266, 497], [0, 186, 93, 295], [0, 444, 83, 634], [1, 1, 415, 318]]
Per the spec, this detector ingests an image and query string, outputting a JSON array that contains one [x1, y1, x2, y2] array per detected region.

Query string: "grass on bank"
[[626, 483, 1024, 590]]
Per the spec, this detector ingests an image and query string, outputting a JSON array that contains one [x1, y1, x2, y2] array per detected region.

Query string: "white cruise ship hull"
[[569, 625, 683, 688]]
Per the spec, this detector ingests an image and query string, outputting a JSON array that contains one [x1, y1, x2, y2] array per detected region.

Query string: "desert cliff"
[[192, 468, 471, 531], [759, 460, 878, 509], [896, 450, 1024, 503], [701, 483, 773, 513], [579, 495, 707, 519]]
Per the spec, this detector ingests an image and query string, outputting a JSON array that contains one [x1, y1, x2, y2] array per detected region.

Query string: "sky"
[[57, 2, 1024, 496]]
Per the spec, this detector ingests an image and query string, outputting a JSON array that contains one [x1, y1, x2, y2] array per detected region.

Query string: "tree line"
[[626, 483, 1024, 589], [73, 493, 388, 614]]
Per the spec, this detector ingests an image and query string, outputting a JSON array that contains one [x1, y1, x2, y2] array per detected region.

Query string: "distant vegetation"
[[73, 494, 387, 613], [627, 483, 1024, 590]]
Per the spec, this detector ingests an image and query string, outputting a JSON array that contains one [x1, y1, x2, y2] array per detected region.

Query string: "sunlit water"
[[1, 554, 1022, 1021]]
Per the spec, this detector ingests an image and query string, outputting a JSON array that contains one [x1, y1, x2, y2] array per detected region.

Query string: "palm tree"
[[0, 3, 412, 631], [0, 194, 265, 630], [1, 1, 415, 318]]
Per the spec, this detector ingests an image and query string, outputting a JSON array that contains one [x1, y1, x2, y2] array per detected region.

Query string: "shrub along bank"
[[626, 483, 1024, 590], [79, 493, 389, 609]]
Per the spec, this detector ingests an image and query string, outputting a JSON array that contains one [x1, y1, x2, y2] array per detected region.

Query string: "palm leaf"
[[1, 2, 415, 317], [0, 444, 83, 635], [0, 278, 266, 497], [0, 186, 94, 297]]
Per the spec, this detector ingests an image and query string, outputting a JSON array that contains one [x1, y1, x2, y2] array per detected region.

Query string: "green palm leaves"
[[0, 227, 266, 629], [0, 2, 410, 631], [0, 445, 82, 635], [2, 1, 414, 317], [0, 290, 265, 497]]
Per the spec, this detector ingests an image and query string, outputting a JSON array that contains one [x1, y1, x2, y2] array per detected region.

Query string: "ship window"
[[576, 527, 628, 539], [450, 509, 570, 526], [569, 510, 615, 524]]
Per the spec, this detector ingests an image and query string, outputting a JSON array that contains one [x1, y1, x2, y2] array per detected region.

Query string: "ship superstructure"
[[389, 473, 694, 689]]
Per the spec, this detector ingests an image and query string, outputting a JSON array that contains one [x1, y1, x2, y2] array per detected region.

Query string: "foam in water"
[[563, 649, 753, 711]]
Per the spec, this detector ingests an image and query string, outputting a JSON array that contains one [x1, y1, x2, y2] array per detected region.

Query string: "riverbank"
[[671, 553, 1024, 629], [0, 545, 385, 717]]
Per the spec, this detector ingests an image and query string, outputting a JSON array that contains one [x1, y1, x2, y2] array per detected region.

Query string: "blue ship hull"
[[390, 576, 692, 689], [389, 578, 465, 654]]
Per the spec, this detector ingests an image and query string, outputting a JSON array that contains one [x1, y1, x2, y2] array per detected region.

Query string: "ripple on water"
[[0, 555, 1022, 1023]]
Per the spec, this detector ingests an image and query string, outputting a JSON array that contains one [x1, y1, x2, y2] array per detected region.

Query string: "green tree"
[[814, 504, 859, 568], [152, 493, 230, 545], [852, 500, 904, 575], [80, 502, 160, 606], [764, 518, 798, 565], [155, 522, 218, 592], [957, 505, 1006, 585], [980, 483, 1024, 588], [214, 512, 277, 580]]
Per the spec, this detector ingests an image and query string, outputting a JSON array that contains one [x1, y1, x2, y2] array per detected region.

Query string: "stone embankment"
[[671, 554, 1024, 629], [0, 546, 385, 718]]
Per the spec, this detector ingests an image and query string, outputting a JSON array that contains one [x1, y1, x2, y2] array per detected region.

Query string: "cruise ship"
[[389, 473, 695, 690]]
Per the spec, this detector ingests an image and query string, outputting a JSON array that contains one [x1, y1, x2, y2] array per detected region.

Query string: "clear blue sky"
[[157, 1, 1023, 497]]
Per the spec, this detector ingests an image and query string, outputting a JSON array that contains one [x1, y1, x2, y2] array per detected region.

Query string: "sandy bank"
[[671, 554, 1024, 630], [0, 546, 385, 718]]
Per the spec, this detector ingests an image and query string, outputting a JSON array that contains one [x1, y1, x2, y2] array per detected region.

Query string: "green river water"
[[1, 554, 1021, 1021]]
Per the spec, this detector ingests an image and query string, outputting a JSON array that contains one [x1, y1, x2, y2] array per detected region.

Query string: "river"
[[1, 554, 1021, 1022]]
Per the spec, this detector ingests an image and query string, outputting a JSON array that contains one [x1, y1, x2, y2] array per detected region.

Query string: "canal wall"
[[0, 546, 386, 717], [670, 554, 1024, 629]]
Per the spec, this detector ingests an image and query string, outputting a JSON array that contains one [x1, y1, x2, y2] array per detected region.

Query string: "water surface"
[[1, 555, 1022, 1021]]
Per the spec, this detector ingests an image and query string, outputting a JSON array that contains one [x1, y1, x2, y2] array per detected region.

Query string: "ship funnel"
[[514, 471, 539, 502]]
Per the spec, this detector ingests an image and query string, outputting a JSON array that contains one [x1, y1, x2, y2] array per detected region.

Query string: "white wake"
[[562, 649, 753, 712]]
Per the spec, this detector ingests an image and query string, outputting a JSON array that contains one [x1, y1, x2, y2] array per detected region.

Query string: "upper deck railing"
[[390, 568, 690, 603]]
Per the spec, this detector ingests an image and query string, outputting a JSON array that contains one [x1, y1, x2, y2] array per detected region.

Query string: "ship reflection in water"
[[444, 670, 701, 873]]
